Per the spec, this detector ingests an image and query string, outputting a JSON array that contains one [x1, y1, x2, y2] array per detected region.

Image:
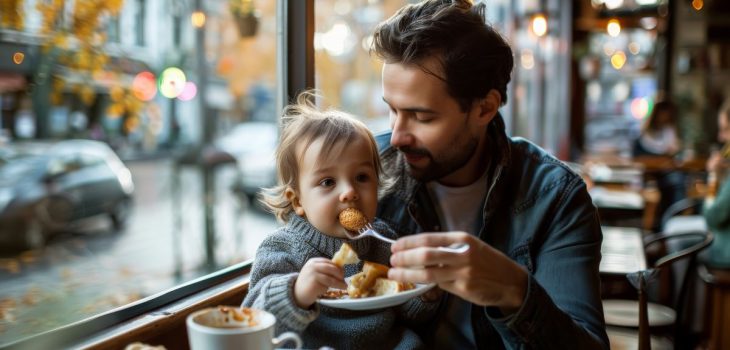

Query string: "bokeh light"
[[631, 97, 651, 120], [132, 71, 157, 101], [191, 11, 206, 28], [603, 43, 616, 56], [611, 51, 627, 70], [628, 42, 641, 55], [12, 52, 25, 64], [520, 49, 535, 70], [159, 67, 186, 98], [692, 0, 703, 11], [320, 21, 356, 58], [531, 14, 547, 37], [605, 0, 624, 10], [607, 19, 621, 37], [177, 82, 198, 101]]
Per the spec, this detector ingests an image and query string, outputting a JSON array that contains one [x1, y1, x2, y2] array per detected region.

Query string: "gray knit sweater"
[[242, 214, 439, 349]]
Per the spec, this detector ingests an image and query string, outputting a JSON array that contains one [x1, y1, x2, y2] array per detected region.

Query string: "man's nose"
[[339, 183, 359, 202], [390, 114, 413, 148]]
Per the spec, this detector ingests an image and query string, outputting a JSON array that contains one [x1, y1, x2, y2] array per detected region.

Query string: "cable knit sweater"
[[242, 214, 440, 350]]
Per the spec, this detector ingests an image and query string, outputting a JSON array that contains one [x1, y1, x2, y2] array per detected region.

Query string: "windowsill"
[[4, 260, 253, 350]]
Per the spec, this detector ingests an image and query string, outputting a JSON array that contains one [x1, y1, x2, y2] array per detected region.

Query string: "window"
[[135, 0, 146, 46], [172, 14, 182, 48], [107, 16, 121, 43], [314, 0, 409, 134], [0, 1, 279, 345]]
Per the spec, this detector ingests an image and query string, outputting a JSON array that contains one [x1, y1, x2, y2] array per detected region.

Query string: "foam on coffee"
[[193, 306, 259, 328]]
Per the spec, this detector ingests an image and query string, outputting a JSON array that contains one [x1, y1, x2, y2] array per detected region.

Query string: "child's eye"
[[319, 178, 335, 187], [356, 173, 371, 182]]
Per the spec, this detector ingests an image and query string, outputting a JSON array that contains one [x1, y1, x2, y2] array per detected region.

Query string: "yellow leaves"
[[19, 251, 39, 264], [106, 103, 124, 117], [0, 259, 20, 274], [52, 78, 65, 91], [107, 87, 144, 132], [36, 0, 61, 34], [76, 51, 91, 70], [0, 0, 24, 30], [124, 117, 140, 133], [80, 85, 96, 105], [80, 291, 142, 314], [52, 34, 69, 50], [35, 1, 132, 113], [91, 32, 107, 46], [105, 0, 125, 15], [21, 287, 43, 306], [50, 92, 63, 106], [0, 298, 18, 323], [110, 86, 125, 102]]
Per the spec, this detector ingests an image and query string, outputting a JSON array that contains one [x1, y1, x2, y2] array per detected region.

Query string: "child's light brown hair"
[[260, 91, 385, 222]]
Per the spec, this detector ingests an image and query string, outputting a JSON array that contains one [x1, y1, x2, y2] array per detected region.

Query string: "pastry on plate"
[[338, 208, 368, 232]]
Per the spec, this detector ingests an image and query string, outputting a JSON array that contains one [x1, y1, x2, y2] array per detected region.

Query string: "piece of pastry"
[[371, 278, 415, 297], [331, 242, 359, 267], [347, 261, 389, 298], [338, 208, 368, 231]]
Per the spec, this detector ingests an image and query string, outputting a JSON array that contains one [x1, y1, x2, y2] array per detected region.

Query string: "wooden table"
[[698, 264, 730, 350], [600, 226, 647, 275]]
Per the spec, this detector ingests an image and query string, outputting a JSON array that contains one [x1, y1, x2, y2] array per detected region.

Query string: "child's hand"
[[294, 258, 348, 309]]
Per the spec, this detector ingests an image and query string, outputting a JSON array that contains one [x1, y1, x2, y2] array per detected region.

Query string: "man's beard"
[[399, 134, 479, 183]]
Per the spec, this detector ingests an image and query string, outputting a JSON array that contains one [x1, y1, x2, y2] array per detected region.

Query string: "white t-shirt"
[[427, 170, 489, 348], [639, 126, 679, 155]]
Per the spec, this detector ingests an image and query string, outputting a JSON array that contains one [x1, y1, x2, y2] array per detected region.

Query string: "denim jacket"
[[376, 114, 609, 349]]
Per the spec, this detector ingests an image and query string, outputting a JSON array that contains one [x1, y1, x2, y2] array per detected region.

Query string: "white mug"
[[186, 306, 302, 350]]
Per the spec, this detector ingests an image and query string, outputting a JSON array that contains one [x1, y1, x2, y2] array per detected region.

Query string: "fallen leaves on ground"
[[19, 251, 39, 264], [0, 298, 18, 323], [81, 291, 142, 314], [21, 286, 43, 306], [0, 259, 20, 274]]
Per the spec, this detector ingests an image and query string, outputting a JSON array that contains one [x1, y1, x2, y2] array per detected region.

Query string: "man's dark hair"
[[371, 0, 514, 111]]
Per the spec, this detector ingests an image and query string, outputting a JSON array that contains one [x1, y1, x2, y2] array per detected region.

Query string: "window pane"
[[0, 0, 278, 345], [314, 0, 409, 133]]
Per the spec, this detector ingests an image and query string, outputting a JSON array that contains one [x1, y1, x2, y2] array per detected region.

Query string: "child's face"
[[289, 134, 379, 238]]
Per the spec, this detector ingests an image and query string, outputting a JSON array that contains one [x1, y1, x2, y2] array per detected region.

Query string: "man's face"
[[291, 134, 379, 238], [382, 57, 482, 185]]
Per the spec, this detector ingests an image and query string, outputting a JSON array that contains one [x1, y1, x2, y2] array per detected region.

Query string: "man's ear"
[[285, 187, 305, 216], [474, 89, 501, 127]]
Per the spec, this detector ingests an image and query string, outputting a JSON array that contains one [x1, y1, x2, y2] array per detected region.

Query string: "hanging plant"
[[229, 0, 259, 37]]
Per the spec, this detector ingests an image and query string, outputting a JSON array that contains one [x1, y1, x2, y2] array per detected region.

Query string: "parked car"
[[215, 122, 278, 204], [0, 140, 134, 250]]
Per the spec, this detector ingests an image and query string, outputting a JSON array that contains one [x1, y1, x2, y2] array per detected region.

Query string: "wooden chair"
[[604, 230, 713, 350]]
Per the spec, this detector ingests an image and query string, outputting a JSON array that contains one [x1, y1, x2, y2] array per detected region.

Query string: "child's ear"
[[285, 187, 305, 216]]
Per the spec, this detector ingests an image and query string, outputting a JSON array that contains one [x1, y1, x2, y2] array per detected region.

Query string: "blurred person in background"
[[634, 100, 687, 231], [703, 98, 730, 267], [635, 100, 681, 157]]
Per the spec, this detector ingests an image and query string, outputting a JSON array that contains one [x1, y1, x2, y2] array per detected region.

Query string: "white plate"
[[319, 282, 436, 311], [602, 299, 676, 327]]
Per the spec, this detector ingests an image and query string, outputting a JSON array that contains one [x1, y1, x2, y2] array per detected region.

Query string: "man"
[[371, 0, 609, 348]]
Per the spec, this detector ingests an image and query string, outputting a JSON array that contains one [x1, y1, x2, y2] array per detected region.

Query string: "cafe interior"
[[2, 0, 730, 349]]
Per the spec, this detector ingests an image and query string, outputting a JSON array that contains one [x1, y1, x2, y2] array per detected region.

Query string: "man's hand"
[[293, 258, 348, 309], [388, 232, 528, 315]]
